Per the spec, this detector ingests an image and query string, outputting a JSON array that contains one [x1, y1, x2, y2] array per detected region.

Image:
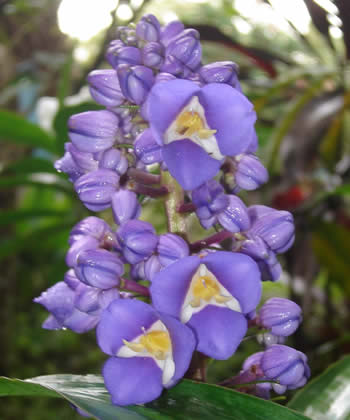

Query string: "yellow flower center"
[[192, 275, 220, 302], [123, 330, 171, 360], [175, 111, 217, 139]]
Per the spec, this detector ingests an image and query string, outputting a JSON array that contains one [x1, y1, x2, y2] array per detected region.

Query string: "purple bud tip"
[[259, 297, 302, 336], [117, 64, 155, 105], [136, 14, 161, 42], [111, 190, 141, 225], [87, 69, 125, 108], [68, 110, 120, 153]]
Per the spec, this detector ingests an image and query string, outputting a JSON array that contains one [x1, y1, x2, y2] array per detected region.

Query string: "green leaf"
[[288, 355, 350, 420], [0, 209, 71, 226], [0, 374, 311, 420], [0, 110, 56, 152], [0, 175, 72, 194], [2, 157, 59, 175]]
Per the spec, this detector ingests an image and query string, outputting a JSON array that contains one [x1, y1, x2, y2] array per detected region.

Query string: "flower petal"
[[162, 140, 222, 190], [103, 357, 163, 406], [188, 306, 247, 359]]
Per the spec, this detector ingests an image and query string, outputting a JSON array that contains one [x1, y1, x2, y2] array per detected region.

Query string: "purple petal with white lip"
[[147, 79, 200, 144], [150, 256, 200, 318], [111, 190, 141, 225], [202, 251, 261, 314], [217, 195, 250, 233], [198, 83, 256, 156], [134, 128, 163, 165], [75, 249, 123, 289], [97, 299, 159, 356], [68, 111, 119, 153], [188, 306, 247, 359], [160, 313, 196, 388], [162, 140, 222, 190], [103, 357, 163, 406], [74, 169, 119, 212], [87, 69, 125, 108]]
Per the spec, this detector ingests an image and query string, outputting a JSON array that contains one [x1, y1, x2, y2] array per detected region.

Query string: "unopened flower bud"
[[99, 148, 128, 175], [160, 21, 185, 46], [157, 233, 189, 266], [54, 148, 83, 182], [234, 154, 268, 191], [74, 169, 120, 212], [69, 216, 113, 246], [144, 254, 162, 281], [199, 61, 241, 91], [136, 14, 161, 42], [74, 283, 119, 314], [165, 29, 201, 71], [75, 249, 123, 289], [261, 345, 310, 390], [154, 72, 177, 84], [217, 195, 250, 233], [117, 65, 155, 104], [248, 206, 295, 254], [68, 110, 119, 153], [142, 42, 164, 68], [259, 298, 302, 337], [111, 190, 141, 225], [87, 69, 125, 108], [106, 40, 141, 69], [67, 143, 98, 173], [134, 128, 162, 165], [117, 220, 158, 264]]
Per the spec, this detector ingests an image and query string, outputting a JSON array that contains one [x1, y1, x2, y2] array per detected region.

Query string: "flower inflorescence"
[[35, 14, 310, 407]]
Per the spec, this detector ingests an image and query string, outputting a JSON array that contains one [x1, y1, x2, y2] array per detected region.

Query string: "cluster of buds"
[[35, 14, 309, 406]]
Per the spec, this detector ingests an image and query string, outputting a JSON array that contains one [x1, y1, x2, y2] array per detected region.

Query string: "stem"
[[177, 202, 196, 213], [190, 230, 235, 252], [127, 168, 161, 185], [161, 171, 187, 235], [128, 182, 168, 198], [120, 278, 150, 297]]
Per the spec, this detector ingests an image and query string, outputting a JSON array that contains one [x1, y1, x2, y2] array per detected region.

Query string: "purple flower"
[[217, 195, 250, 233], [111, 190, 141, 225], [134, 128, 163, 165], [160, 21, 185, 46], [258, 298, 302, 337], [228, 154, 268, 192], [87, 69, 125, 108], [146, 79, 257, 190], [248, 206, 295, 254], [151, 251, 261, 359], [142, 42, 164, 69], [261, 345, 310, 391], [54, 147, 84, 182], [117, 65, 154, 105], [165, 29, 201, 72], [199, 61, 241, 91], [106, 40, 141, 69], [97, 299, 196, 405], [75, 249, 124, 289], [74, 169, 120, 212], [34, 281, 99, 333], [68, 111, 120, 153], [98, 148, 128, 175], [117, 220, 158, 264], [136, 14, 161, 42]]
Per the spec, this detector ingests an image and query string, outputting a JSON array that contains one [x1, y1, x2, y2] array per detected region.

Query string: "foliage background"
[[0, 0, 349, 418]]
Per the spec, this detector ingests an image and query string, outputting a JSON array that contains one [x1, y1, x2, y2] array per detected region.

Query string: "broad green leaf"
[[0, 209, 71, 226], [288, 355, 350, 420], [2, 157, 59, 175], [0, 110, 56, 152], [0, 374, 311, 420], [0, 175, 72, 194], [312, 222, 350, 295]]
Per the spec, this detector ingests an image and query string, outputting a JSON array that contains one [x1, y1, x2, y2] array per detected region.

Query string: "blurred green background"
[[1, 0, 350, 418]]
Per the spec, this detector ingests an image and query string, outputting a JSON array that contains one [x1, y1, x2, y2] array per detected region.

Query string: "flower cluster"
[[35, 14, 309, 407]]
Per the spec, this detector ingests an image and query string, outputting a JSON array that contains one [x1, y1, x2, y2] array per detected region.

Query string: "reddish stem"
[[189, 230, 235, 252], [129, 182, 168, 198], [177, 202, 196, 213], [127, 168, 161, 185], [121, 278, 150, 297]]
